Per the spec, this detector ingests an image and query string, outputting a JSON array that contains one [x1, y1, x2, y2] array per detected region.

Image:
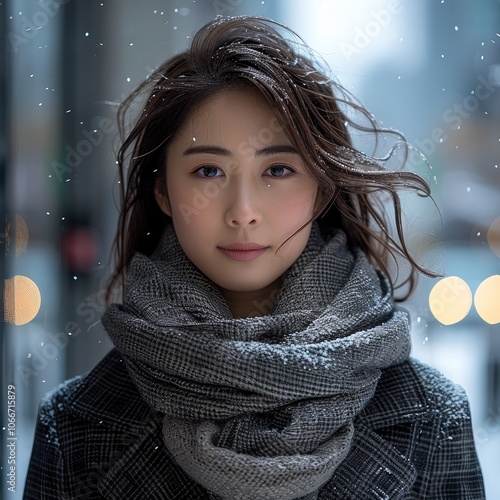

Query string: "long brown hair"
[[106, 15, 438, 302]]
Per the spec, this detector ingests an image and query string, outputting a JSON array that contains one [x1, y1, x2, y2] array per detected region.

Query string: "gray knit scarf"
[[103, 223, 411, 500]]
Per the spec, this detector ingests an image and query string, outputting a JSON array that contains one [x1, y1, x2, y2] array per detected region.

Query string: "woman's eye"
[[265, 164, 296, 177], [195, 166, 223, 178]]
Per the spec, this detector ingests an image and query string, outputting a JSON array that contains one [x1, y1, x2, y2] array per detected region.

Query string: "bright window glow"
[[429, 276, 472, 326], [4, 275, 41, 326], [474, 275, 500, 324]]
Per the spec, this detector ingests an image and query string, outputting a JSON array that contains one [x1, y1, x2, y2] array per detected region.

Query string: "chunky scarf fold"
[[103, 224, 411, 500]]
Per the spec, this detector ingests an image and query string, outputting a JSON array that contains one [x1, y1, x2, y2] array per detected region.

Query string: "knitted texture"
[[103, 224, 411, 500]]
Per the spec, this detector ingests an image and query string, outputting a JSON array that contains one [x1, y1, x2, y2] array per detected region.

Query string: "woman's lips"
[[217, 243, 269, 261]]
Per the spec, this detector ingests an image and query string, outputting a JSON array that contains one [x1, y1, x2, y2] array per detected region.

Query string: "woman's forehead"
[[174, 88, 290, 149]]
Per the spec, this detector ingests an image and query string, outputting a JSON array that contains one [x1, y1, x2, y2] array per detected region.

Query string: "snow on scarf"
[[103, 223, 411, 500]]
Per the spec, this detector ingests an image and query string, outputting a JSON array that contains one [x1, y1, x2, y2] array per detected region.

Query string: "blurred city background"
[[1, 0, 499, 498]]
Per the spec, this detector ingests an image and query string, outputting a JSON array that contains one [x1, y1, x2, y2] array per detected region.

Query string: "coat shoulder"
[[34, 373, 86, 444], [40, 348, 149, 427], [360, 357, 473, 429], [408, 358, 473, 423], [25, 349, 158, 500]]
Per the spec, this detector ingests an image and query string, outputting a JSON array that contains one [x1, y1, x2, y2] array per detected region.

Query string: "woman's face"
[[156, 88, 318, 302]]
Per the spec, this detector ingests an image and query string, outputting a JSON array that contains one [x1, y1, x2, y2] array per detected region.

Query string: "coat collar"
[[70, 350, 429, 498], [68, 349, 152, 433], [360, 358, 432, 428], [96, 418, 206, 499], [327, 423, 417, 498]]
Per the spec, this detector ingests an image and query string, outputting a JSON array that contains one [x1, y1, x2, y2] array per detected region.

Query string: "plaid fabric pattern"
[[101, 225, 413, 499], [24, 349, 485, 499]]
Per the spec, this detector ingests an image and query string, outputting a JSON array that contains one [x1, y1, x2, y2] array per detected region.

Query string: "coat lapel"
[[96, 413, 208, 499], [326, 423, 417, 499], [66, 350, 205, 499], [321, 359, 433, 499]]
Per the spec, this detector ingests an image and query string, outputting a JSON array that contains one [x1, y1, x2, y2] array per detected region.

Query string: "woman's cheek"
[[271, 189, 317, 224]]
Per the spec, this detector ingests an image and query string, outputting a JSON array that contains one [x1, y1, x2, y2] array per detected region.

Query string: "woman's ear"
[[155, 187, 172, 217]]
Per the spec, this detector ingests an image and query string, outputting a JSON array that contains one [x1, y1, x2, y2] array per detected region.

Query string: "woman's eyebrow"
[[182, 145, 298, 156], [183, 145, 230, 156], [256, 145, 298, 156]]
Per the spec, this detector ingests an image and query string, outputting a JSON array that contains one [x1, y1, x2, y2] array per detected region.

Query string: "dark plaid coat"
[[24, 349, 485, 499]]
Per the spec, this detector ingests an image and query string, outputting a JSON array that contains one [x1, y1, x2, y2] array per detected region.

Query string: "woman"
[[25, 16, 485, 499]]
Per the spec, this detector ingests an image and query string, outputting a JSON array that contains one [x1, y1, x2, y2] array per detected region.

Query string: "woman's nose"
[[224, 180, 263, 228]]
